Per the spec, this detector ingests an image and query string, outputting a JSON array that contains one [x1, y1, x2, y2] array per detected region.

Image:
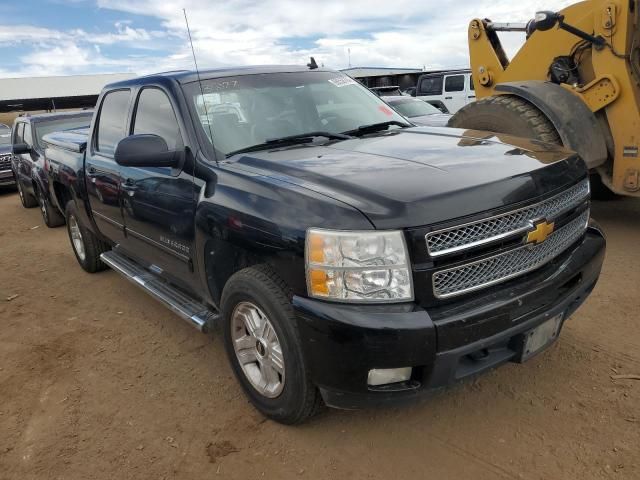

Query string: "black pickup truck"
[[11, 112, 93, 226], [44, 66, 605, 424]]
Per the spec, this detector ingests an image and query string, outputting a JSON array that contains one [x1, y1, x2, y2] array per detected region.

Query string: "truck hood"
[[226, 127, 587, 229]]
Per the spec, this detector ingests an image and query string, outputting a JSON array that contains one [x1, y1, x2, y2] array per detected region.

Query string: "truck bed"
[[42, 128, 89, 153]]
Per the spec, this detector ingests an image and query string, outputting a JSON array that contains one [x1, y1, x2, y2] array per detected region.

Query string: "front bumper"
[[293, 226, 605, 409], [0, 169, 15, 186]]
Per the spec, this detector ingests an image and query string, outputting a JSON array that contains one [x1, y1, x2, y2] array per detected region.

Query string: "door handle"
[[88, 166, 97, 175], [445, 96, 453, 100], [468, 95, 476, 99]]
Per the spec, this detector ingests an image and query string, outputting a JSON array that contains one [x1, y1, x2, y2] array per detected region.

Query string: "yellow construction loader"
[[450, 0, 640, 198]]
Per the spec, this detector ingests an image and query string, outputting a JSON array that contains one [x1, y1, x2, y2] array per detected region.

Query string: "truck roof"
[[104, 65, 337, 89]]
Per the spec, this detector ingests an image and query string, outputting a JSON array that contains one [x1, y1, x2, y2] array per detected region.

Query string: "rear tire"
[[37, 187, 65, 228], [448, 95, 562, 145], [221, 265, 322, 424], [16, 177, 38, 208], [65, 201, 109, 273]]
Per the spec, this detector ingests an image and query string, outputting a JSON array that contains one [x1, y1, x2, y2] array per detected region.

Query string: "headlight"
[[305, 229, 413, 303]]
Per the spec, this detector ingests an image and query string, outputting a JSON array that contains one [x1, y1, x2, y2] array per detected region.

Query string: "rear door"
[[85, 89, 131, 244], [119, 87, 197, 288], [442, 74, 467, 113]]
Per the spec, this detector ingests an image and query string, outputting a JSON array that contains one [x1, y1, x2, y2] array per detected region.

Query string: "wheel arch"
[[202, 237, 300, 308], [493, 81, 609, 170]]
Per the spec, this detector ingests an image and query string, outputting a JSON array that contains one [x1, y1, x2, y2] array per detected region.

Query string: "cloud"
[[1, 0, 578, 77]]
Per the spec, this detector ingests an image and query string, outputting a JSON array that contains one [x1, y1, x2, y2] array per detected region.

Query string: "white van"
[[415, 69, 475, 114]]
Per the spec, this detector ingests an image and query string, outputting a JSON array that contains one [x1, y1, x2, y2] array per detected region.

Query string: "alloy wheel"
[[68, 216, 86, 261], [39, 191, 48, 224], [231, 301, 285, 398]]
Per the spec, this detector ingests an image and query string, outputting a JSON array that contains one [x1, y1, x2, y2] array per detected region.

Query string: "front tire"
[[448, 95, 561, 144], [37, 187, 65, 228], [221, 265, 322, 424], [16, 177, 38, 208], [65, 201, 109, 273], [449, 95, 621, 198]]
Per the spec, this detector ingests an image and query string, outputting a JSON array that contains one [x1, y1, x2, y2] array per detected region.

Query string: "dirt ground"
[[0, 187, 638, 480]]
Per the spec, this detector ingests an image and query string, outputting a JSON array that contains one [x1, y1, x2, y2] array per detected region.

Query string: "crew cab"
[[44, 66, 605, 424], [0, 124, 13, 187], [11, 112, 93, 226]]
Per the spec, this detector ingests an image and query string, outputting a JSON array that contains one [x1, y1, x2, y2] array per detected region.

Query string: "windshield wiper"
[[342, 120, 412, 137], [226, 131, 352, 158]]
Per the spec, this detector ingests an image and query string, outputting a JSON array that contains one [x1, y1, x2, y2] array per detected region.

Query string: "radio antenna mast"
[[183, 9, 216, 162]]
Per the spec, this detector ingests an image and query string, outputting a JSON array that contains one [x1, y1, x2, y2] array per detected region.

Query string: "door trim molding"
[[93, 210, 123, 228], [125, 227, 191, 264]]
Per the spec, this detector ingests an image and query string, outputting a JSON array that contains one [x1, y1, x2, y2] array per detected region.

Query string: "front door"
[[119, 87, 197, 289], [14, 123, 36, 196], [86, 89, 131, 243]]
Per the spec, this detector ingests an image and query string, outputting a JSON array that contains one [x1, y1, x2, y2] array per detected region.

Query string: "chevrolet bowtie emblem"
[[527, 220, 555, 245]]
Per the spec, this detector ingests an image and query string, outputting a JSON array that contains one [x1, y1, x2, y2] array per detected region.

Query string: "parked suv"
[[12, 112, 92, 226], [45, 66, 604, 424], [0, 124, 14, 188], [415, 69, 475, 113]]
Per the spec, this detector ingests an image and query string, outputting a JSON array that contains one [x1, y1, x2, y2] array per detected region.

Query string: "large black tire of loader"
[[449, 95, 617, 200], [448, 95, 562, 144]]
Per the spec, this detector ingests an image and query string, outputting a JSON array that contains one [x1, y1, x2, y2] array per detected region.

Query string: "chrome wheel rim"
[[39, 192, 48, 223], [17, 182, 24, 204], [231, 302, 285, 398], [69, 216, 86, 261]]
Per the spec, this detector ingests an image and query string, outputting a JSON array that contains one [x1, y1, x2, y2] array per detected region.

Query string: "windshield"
[[184, 71, 407, 156], [389, 98, 441, 118], [34, 116, 92, 147]]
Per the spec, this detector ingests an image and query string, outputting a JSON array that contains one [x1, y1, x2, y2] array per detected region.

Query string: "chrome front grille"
[[0, 154, 11, 170], [432, 210, 589, 299], [426, 179, 590, 257]]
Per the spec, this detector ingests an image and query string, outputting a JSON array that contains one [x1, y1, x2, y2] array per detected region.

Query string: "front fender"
[[495, 81, 608, 169]]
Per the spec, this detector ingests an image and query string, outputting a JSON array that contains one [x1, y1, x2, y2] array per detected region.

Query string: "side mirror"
[[114, 134, 180, 168], [531, 11, 561, 32], [12, 143, 31, 155]]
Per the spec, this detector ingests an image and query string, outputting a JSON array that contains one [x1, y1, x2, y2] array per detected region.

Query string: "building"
[[0, 73, 136, 113], [340, 67, 424, 89]]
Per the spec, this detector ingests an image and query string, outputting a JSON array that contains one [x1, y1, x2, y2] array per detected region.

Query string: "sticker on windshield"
[[378, 105, 394, 116], [328, 77, 357, 87]]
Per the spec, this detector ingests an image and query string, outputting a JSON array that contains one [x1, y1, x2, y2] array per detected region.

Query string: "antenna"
[[307, 57, 318, 70], [183, 9, 217, 162]]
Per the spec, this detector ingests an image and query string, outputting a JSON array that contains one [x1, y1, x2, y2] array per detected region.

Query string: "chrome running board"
[[100, 250, 219, 332]]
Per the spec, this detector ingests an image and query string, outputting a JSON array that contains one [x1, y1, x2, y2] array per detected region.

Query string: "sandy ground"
[[0, 187, 638, 480]]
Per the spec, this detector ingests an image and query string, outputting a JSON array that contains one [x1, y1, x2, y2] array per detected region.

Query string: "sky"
[[0, 0, 576, 78]]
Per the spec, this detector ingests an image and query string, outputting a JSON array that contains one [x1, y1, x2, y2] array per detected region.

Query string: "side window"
[[445, 75, 465, 92], [133, 88, 183, 150], [469, 75, 475, 91], [23, 124, 34, 147], [96, 90, 131, 156], [419, 76, 443, 96], [13, 123, 24, 144]]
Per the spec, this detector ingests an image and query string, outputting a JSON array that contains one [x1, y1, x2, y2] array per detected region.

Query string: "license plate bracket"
[[518, 313, 564, 362]]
